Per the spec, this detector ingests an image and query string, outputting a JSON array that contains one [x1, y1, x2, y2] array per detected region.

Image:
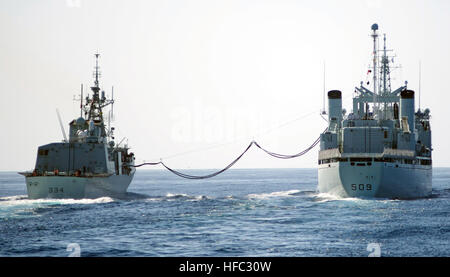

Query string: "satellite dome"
[[76, 117, 86, 125]]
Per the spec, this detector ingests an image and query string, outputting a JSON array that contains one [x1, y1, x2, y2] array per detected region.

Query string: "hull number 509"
[[351, 184, 372, 191]]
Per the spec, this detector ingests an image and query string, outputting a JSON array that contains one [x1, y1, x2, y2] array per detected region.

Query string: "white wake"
[[0, 195, 114, 206], [247, 189, 301, 200]]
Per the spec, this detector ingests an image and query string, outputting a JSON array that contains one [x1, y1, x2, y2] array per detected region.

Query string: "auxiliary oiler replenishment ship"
[[19, 54, 136, 199], [318, 24, 432, 199]]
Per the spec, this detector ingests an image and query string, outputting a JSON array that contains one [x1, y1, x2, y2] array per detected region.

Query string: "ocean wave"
[[312, 192, 361, 203], [166, 193, 211, 202], [165, 193, 189, 198], [0, 195, 114, 206], [144, 193, 211, 202], [247, 189, 301, 200]]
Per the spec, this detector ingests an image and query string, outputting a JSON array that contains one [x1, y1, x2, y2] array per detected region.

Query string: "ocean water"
[[0, 168, 449, 257]]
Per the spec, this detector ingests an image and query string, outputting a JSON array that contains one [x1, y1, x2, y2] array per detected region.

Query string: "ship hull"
[[318, 161, 432, 199], [25, 171, 135, 199]]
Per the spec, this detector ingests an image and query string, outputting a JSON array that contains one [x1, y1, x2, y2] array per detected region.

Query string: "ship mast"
[[381, 33, 388, 119], [355, 24, 408, 121], [83, 53, 116, 142], [84, 53, 109, 140], [371, 23, 378, 117], [94, 53, 100, 88], [379, 33, 393, 119], [88, 53, 103, 123]]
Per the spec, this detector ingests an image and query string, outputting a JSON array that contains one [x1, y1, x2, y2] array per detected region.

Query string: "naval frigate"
[[318, 24, 432, 199], [19, 54, 136, 199]]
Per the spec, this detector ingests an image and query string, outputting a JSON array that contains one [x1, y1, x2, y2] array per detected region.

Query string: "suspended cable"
[[133, 161, 161, 167], [252, 127, 327, 159], [253, 136, 320, 159], [158, 141, 254, 180], [131, 128, 327, 179]]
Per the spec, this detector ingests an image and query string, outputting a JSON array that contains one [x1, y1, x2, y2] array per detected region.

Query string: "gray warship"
[[318, 24, 432, 199], [19, 54, 136, 199]]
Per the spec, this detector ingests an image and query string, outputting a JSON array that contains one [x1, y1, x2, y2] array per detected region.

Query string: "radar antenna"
[[94, 53, 101, 88]]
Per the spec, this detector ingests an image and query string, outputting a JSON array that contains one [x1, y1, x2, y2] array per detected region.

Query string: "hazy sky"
[[1, 0, 449, 171]]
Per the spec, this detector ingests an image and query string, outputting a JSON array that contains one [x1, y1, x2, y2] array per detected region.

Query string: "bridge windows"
[[350, 157, 373, 162], [318, 157, 348, 165], [319, 157, 431, 166], [38, 149, 49, 156]]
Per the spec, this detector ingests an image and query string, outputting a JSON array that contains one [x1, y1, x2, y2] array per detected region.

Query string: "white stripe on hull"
[[25, 170, 135, 199], [318, 162, 432, 199]]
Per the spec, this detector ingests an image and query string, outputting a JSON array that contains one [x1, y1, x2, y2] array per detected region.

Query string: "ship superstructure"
[[318, 24, 432, 199], [19, 54, 135, 199]]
